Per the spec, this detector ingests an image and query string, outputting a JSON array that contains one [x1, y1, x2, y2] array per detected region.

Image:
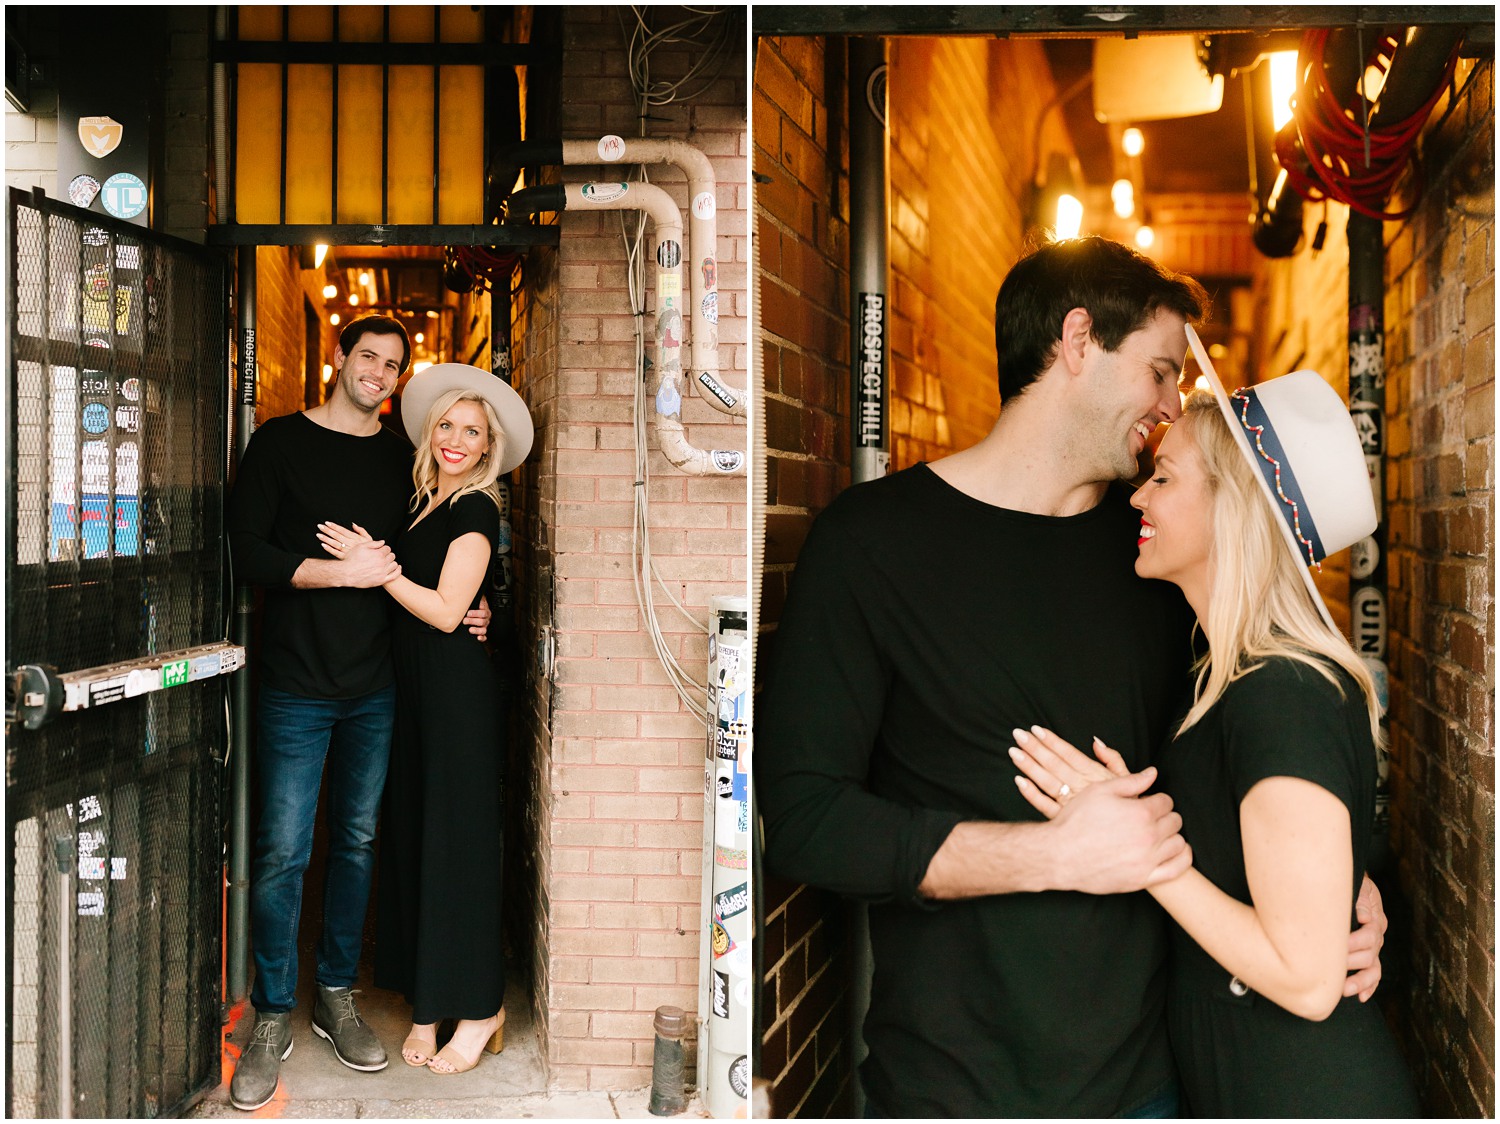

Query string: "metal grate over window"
[[6, 187, 230, 1118]]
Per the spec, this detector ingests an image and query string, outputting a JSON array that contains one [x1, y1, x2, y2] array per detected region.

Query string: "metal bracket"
[[7, 664, 66, 731]]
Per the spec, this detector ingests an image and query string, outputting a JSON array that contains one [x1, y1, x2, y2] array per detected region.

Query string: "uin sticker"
[[580, 182, 629, 204], [78, 116, 123, 158], [69, 174, 101, 208], [597, 134, 626, 161], [692, 190, 716, 220], [656, 239, 682, 269]]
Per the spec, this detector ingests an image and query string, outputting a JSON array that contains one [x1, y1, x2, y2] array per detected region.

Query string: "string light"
[[1122, 127, 1145, 157]]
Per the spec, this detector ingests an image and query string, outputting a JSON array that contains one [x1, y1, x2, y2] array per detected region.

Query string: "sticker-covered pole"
[[701, 596, 750, 1117], [1347, 212, 1391, 868], [849, 37, 890, 486]]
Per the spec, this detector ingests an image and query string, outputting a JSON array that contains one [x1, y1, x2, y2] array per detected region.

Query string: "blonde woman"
[[318, 364, 533, 1077], [1010, 333, 1418, 1116]]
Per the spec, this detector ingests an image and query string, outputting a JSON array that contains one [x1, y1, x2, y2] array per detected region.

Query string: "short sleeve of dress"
[[1220, 657, 1371, 816], [449, 491, 500, 550]]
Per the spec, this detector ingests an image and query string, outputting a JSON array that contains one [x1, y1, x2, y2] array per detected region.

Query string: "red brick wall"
[[1381, 58, 1494, 1119], [510, 4, 749, 1091], [755, 33, 1069, 1118], [1249, 58, 1494, 1117]]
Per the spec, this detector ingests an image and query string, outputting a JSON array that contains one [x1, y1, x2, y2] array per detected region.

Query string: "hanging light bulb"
[[427, 309, 439, 319], [329, 312, 340, 326], [1135, 224, 1156, 250], [1054, 194, 1084, 240], [348, 293, 359, 306], [358, 270, 371, 286], [1122, 127, 1145, 157], [414, 332, 425, 344], [1268, 51, 1298, 131], [1111, 179, 1136, 220], [322, 283, 337, 299]]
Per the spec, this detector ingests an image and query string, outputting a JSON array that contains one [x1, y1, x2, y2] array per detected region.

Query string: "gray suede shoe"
[[229, 1011, 293, 1110], [311, 986, 388, 1071]]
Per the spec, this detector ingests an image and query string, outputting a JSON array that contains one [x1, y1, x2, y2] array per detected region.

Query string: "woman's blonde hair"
[[410, 388, 507, 515], [1176, 389, 1382, 745]]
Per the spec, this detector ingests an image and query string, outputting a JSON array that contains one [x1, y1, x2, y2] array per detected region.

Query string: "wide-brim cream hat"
[[400, 363, 534, 475], [1184, 325, 1376, 633]]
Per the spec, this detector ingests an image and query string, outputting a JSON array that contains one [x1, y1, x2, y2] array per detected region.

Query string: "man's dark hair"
[[994, 236, 1208, 402], [338, 314, 411, 374]]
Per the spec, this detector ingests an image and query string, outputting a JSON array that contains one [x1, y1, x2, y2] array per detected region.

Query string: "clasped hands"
[[1009, 725, 1385, 1001], [315, 520, 491, 641]]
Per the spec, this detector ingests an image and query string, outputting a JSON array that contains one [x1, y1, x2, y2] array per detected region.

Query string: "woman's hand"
[[314, 522, 398, 586], [1010, 726, 1131, 820]]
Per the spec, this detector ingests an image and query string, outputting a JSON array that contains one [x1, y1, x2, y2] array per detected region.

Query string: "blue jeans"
[[250, 684, 395, 1013]]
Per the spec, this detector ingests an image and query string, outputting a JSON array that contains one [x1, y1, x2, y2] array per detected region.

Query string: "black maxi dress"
[[374, 491, 506, 1023], [1157, 656, 1418, 1117]]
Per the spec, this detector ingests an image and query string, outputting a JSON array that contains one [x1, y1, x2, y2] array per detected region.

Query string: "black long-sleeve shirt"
[[757, 465, 1196, 1117], [227, 412, 413, 699]]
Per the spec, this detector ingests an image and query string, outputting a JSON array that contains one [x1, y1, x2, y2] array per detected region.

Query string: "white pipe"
[[562, 137, 744, 419], [563, 182, 745, 477]]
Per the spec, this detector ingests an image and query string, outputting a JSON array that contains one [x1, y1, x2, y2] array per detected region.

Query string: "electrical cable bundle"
[[443, 245, 521, 294], [1278, 29, 1460, 221]]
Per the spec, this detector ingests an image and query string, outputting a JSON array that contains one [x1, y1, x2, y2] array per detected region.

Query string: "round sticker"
[[81, 403, 111, 435], [728, 1055, 749, 1097], [691, 191, 716, 220], [69, 175, 102, 209], [580, 182, 629, 204], [597, 134, 626, 161], [101, 173, 148, 220], [701, 291, 719, 325], [120, 377, 140, 402], [656, 239, 681, 269], [1349, 536, 1379, 580]]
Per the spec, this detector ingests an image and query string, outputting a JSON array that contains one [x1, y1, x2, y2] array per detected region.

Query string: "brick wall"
[[509, 5, 749, 1091], [1380, 58, 1494, 1118], [1248, 58, 1494, 1117], [755, 33, 1069, 1118]]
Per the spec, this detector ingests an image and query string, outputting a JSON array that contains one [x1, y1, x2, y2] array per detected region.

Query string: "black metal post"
[[846, 34, 890, 1117], [1347, 214, 1390, 869], [227, 246, 257, 1002]]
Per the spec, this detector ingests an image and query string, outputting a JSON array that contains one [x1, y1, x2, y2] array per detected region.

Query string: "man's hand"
[[1344, 874, 1386, 1001], [464, 594, 492, 642], [1046, 769, 1192, 894]]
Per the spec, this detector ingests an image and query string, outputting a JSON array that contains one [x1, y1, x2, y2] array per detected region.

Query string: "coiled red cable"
[[1279, 28, 1459, 221]]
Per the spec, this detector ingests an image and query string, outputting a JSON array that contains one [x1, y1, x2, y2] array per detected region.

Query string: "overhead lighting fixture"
[[322, 283, 337, 299], [348, 293, 360, 306], [415, 332, 425, 344], [314, 244, 329, 269], [358, 270, 371, 286], [1135, 224, 1156, 250], [427, 309, 438, 319], [1055, 194, 1084, 240], [1111, 179, 1135, 220], [329, 312, 341, 326], [1268, 51, 1298, 132], [1122, 127, 1145, 157]]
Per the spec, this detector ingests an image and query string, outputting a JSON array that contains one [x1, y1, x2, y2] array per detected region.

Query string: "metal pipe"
[[227, 246, 257, 1002], [848, 38, 891, 486], [55, 835, 73, 1119], [213, 8, 229, 225], [561, 137, 742, 419], [510, 182, 745, 476], [1370, 26, 1466, 126], [845, 36, 890, 1116]]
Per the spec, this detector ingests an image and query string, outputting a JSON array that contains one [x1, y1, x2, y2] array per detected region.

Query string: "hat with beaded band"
[[1183, 325, 1377, 634], [399, 363, 534, 475]]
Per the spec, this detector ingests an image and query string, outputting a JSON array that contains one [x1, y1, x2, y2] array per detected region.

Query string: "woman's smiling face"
[[431, 398, 491, 479], [1130, 420, 1215, 596]]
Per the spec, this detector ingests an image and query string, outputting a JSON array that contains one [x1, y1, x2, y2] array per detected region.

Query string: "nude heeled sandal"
[[426, 1014, 504, 1075]]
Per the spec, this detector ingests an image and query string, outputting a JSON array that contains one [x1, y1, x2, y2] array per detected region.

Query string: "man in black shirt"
[[758, 238, 1384, 1116], [226, 316, 486, 1109]]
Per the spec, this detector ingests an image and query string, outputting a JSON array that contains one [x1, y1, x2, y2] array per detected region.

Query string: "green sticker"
[[163, 660, 190, 688]]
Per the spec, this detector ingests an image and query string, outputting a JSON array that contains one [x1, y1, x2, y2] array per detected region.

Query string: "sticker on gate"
[[101, 173, 147, 220]]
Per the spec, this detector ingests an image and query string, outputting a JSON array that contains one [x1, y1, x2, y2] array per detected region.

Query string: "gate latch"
[[7, 664, 65, 730]]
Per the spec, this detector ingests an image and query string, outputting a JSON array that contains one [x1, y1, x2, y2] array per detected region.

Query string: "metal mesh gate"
[[6, 188, 229, 1118]]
